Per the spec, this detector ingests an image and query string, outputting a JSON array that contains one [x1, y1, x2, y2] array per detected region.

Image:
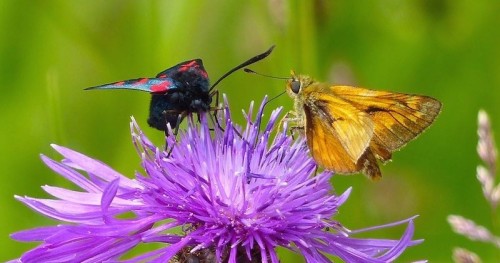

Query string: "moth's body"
[[147, 61, 212, 131], [87, 59, 212, 131], [87, 46, 274, 132], [286, 72, 442, 179]]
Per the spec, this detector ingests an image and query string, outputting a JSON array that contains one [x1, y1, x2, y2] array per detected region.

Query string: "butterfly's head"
[[286, 70, 314, 98]]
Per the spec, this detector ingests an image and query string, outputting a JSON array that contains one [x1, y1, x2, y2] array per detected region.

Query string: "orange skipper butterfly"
[[285, 71, 442, 180]]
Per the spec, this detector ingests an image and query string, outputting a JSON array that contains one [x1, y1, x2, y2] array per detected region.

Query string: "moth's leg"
[[162, 110, 186, 157], [209, 89, 225, 132], [196, 112, 202, 125], [161, 110, 184, 136], [173, 112, 186, 137], [208, 108, 243, 139], [208, 89, 244, 139]]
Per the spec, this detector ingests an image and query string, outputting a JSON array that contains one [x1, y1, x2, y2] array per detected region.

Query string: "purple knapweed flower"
[[11, 96, 422, 262]]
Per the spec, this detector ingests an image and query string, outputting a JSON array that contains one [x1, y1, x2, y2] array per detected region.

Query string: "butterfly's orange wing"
[[301, 88, 374, 174], [299, 83, 441, 180], [329, 86, 442, 152]]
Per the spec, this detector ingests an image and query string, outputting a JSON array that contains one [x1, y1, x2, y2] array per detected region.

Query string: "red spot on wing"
[[178, 61, 208, 79], [151, 80, 171, 93], [115, 81, 125, 86], [158, 74, 167, 78], [137, 78, 149, 84], [179, 60, 198, 72], [183, 60, 197, 67], [200, 70, 208, 78]]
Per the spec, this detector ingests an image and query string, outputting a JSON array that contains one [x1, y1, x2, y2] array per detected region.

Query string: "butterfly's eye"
[[290, 80, 301, 94]]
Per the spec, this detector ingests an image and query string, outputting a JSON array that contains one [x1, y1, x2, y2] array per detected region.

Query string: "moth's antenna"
[[243, 68, 290, 80], [209, 45, 275, 92]]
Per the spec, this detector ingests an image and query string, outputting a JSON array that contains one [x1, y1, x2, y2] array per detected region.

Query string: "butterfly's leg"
[[279, 111, 304, 139], [278, 111, 300, 131], [277, 111, 291, 132], [289, 126, 305, 140]]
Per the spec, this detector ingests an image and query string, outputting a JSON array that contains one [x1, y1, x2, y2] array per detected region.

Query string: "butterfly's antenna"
[[209, 45, 275, 92], [244, 69, 289, 107], [243, 68, 290, 80], [266, 91, 286, 105]]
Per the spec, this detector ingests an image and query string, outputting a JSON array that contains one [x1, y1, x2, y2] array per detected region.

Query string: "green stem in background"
[[46, 68, 66, 146], [286, 0, 318, 76]]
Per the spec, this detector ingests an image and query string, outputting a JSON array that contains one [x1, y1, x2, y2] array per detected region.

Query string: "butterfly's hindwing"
[[330, 86, 442, 152]]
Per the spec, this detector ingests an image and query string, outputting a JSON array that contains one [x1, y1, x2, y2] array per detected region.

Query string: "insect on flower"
[[284, 71, 442, 180], [86, 46, 274, 133]]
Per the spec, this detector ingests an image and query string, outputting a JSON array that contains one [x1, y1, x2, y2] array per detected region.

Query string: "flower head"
[[12, 96, 421, 262]]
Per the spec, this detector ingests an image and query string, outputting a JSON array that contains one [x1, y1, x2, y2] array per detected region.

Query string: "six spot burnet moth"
[[86, 46, 274, 133]]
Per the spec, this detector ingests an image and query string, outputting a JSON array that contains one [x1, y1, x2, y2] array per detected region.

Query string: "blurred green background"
[[1, 0, 499, 261]]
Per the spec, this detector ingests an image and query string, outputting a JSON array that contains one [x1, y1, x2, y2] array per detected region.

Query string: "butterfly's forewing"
[[302, 85, 374, 173], [330, 86, 442, 152]]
